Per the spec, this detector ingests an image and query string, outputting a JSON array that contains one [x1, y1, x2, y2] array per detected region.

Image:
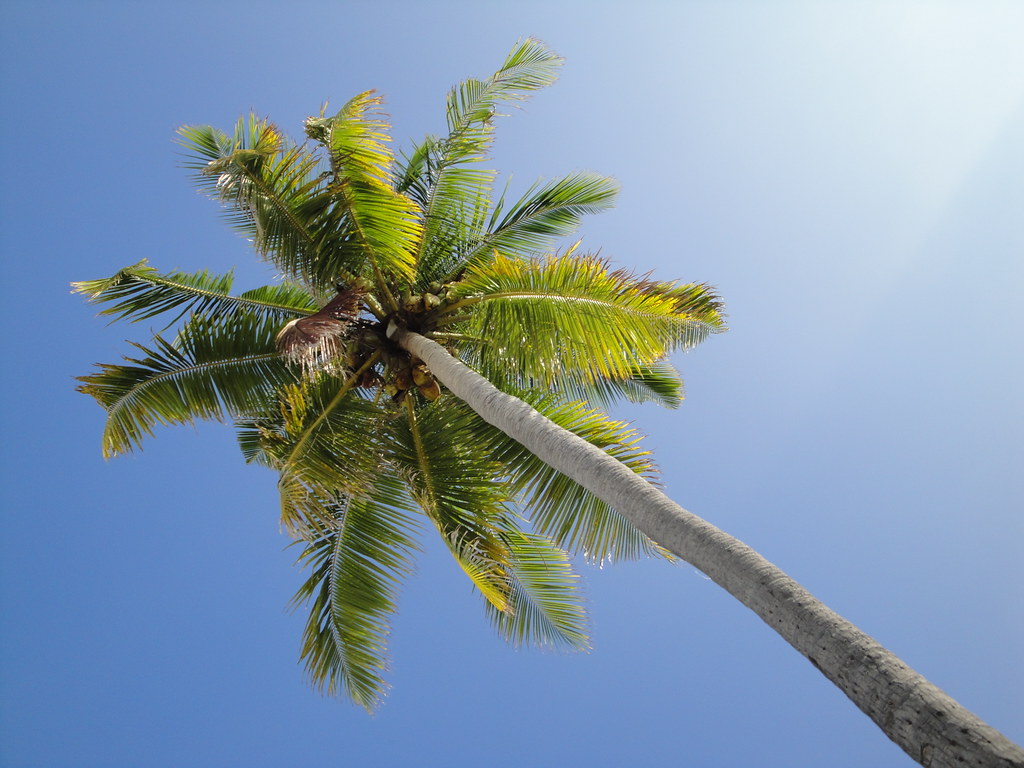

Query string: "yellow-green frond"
[[305, 92, 422, 283], [400, 39, 564, 285], [385, 397, 516, 610], [290, 479, 419, 710], [444, 252, 726, 388], [177, 117, 355, 293], [239, 375, 391, 532], [446, 38, 563, 134], [484, 529, 589, 651], [71, 261, 317, 326], [438, 394, 665, 564], [462, 172, 619, 270], [77, 313, 297, 458], [553, 361, 686, 411]]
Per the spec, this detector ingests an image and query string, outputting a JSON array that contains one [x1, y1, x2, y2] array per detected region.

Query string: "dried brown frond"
[[276, 287, 364, 374]]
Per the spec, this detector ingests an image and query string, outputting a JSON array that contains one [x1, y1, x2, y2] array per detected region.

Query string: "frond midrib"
[[103, 352, 281, 422], [326, 515, 352, 685], [279, 352, 382, 472], [403, 397, 437, 512], [129, 271, 314, 315], [463, 188, 602, 263], [444, 290, 721, 326], [238, 159, 323, 260]]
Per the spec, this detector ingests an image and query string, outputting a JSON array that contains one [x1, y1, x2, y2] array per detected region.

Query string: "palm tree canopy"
[[74, 38, 726, 710]]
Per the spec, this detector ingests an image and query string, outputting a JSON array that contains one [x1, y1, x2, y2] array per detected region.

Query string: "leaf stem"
[[281, 350, 382, 469]]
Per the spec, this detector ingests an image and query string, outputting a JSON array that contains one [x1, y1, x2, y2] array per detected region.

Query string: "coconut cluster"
[[375, 280, 463, 404], [275, 273, 467, 408]]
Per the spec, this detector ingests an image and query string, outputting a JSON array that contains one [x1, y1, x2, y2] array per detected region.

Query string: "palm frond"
[[446, 38, 563, 133], [71, 261, 317, 326], [427, 326, 685, 409], [410, 157, 495, 288], [386, 397, 589, 647], [399, 126, 495, 287], [289, 477, 419, 711], [393, 136, 436, 205], [462, 172, 619, 270], [305, 92, 422, 283], [77, 313, 296, 457], [386, 397, 516, 611], [443, 253, 727, 388], [503, 398, 667, 564], [484, 529, 589, 650], [274, 287, 365, 375], [642, 279, 731, 328], [559, 361, 686, 410], [177, 117, 350, 293], [401, 38, 563, 285], [238, 373, 390, 532]]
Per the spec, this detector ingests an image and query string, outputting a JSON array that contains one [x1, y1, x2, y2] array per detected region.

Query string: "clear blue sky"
[[2, 2, 1021, 766]]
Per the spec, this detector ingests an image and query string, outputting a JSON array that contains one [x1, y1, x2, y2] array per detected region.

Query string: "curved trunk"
[[390, 324, 1023, 768]]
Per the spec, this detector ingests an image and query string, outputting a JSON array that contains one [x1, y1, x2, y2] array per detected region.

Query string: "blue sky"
[[2, 2, 1021, 766]]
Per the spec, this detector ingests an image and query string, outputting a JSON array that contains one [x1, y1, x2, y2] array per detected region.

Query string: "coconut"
[[394, 369, 413, 390], [418, 378, 442, 401], [411, 364, 431, 387]]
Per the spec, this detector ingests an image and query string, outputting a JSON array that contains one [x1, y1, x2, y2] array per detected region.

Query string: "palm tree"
[[74, 39, 1021, 767]]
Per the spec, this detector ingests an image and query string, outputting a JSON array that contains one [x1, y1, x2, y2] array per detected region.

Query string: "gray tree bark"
[[390, 324, 1023, 768]]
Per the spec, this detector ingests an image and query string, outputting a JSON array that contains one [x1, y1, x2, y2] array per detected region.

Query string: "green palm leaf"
[[447, 37, 564, 130], [71, 261, 317, 326], [289, 476, 419, 711], [305, 92, 422, 284], [443, 339, 686, 410], [400, 38, 563, 285], [387, 397, 589, 647], [238, 370, 390, 533], [462, 172, 619, 269], [178, 117, 348, 293], [443, 252, 726, 387], [408, 148, 495, 287], [77, 313, 296, 457], [386, 397, 513, 609], [557, 361, 686, 410], [485, 529, 589, 650]]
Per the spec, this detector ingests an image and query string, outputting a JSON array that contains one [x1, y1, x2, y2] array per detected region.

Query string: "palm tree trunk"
[[389, 324, 1023, 768]]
